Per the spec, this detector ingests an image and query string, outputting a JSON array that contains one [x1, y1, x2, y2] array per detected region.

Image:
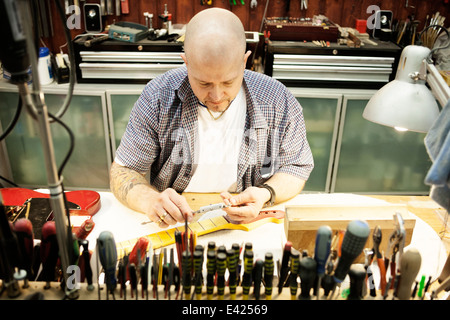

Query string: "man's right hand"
[[110, 161, 192, 228], [145, 188, 193, 228]]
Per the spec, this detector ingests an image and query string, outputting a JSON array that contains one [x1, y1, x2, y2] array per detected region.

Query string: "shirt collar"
[[177, 68, 269, 130]]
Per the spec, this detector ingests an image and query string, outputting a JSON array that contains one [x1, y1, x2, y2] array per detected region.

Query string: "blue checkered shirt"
[[115, 67, 314, 192]]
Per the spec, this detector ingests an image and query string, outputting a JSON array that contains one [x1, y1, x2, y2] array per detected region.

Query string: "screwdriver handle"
[[193, 249, 204, 300], [14, 218, 34, 280], [278, 241, 292, 293], [40, 221, 59, 284], [227, 249, 238, 299], [216, 252, 227, 299], [289, 248, 300, 300], [242, 250, 254, 300], [314, 225, 332, 276], [264, 252, 274, 300], [79, 240, 94, 290], [206, 250, 216, 300], [253, 259, 264, 300], [97, 231, 118, 292], [397, 248, 421, 300], [182, 250, 192, 300], [348, 264, 367, 300], [299, 256, 317, 300]]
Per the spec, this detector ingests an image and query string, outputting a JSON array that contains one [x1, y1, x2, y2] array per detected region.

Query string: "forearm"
[[109, 161, 158, 213], [263, 172, 306, 205]]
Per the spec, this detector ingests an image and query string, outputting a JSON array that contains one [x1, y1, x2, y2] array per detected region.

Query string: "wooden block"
[[284, 204, 416, 263]]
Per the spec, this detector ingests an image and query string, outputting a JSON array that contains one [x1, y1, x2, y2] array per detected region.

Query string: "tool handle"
[[14, 218, 34, 278], [314, 226, 331, 276], [253, 259, 264, 300], [97, 231, 118, 291], [40, 221, 59, 282], [397, 248, 421, 300], [348, 264, 367, 300], [299, 257, 317, 300]]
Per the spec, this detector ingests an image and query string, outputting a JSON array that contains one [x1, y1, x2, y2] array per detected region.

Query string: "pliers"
[[385, 212, 405, 283], [372, 225, 387, 295]]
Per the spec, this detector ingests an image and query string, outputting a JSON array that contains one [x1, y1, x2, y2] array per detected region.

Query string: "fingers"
[[147, 189, 193, 228], [221, 187, 268, 223], [223, 205, 257, 223]]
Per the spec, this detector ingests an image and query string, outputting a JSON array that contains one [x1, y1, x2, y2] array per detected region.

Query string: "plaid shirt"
[[115, 67, 314, 193]]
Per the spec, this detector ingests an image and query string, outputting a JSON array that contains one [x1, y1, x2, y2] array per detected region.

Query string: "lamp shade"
[[363, 45, 440, 133]]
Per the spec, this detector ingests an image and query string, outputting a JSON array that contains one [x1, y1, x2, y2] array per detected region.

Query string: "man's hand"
[[220, 186, 271, 223], [110, 161, 192, 228], [145, 188, 193, 228]]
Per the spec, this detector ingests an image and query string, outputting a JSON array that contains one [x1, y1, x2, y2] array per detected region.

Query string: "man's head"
[[181, 8, 251, 112]]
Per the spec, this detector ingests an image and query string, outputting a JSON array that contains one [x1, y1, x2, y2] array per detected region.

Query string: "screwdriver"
[[253, 259, 264, 300], [298, 256, 317, 300], [206, 250, 216, 300], [278, 241, 292, 294], [232, 243, 241, 285], [372, 225, 387, 295], [0, 203, 22, 298], [289, 248, 300, 300], [129, 237, 150, 266], [227, 248, 238, 300], [242, 250, 254, 300], [75, 218, 95, 240], [314, 225, 331, 300], [193, 247, 204, 300], [13, 218, 34, 286], [97, 231, 118, 299], [397, 248, 421, 300], [334, 220, 370, 283], [79, 239, 94, 291], [216, 252, 227, 300], [40, 221, 59, 289], [128, 263, 137, 299], [264, 252, 274, 300], [141, 258, 149, 300], [347, 264, 367, 300], [182, 250, 192, 300]]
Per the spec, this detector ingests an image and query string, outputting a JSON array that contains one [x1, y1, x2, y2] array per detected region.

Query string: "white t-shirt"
[[184, 86, 246, 192]]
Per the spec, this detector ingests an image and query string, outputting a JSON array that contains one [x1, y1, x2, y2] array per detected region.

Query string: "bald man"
[[110, 8, 314, 227]]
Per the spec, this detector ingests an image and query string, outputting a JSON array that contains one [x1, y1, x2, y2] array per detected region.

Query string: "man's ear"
[[181, 53, 188, 65], [244, 50, 252, 64]]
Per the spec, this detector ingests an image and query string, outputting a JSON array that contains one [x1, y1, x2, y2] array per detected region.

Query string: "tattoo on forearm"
[[110, 164, 149, 205]]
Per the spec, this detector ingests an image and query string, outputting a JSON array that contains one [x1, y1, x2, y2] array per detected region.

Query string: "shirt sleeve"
[[114, 85, 161, 174], [275, 89, 314, 181]]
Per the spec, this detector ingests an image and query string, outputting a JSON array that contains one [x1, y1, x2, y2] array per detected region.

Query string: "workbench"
[[1, 191, 448, 301]]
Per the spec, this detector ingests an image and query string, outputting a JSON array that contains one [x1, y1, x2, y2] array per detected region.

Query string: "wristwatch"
[[258, 184, 276, 207]]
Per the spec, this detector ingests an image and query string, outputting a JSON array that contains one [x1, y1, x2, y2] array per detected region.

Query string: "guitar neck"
[[116, 216, 230, 257], [116, 210, 285, 258]]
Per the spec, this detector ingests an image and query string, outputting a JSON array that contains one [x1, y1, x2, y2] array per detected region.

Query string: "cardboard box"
[[284, 203, 415, 263]]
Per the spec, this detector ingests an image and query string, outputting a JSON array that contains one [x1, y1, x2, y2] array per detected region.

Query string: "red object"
[[121, 0, 129, 14], [1, 188, 101, 216], [355, 19, 367, 34], [75, 218, 96, 240], [129, 237, 150, 265], [1, 188, 101, 237]]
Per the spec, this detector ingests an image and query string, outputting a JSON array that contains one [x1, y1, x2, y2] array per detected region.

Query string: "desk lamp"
[[363, 44, 449, 133]]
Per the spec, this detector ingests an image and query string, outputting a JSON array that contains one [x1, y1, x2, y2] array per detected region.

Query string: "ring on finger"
[[157, 212, 168, 225]]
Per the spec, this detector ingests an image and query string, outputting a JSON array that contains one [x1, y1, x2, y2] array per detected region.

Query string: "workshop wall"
[[44, 0, 449, 56]]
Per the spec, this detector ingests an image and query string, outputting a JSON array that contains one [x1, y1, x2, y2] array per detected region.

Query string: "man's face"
[[182, 51, 250, 113]]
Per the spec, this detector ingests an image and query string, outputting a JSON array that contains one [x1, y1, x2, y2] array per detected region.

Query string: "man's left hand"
[[220, 186, 271, 223]]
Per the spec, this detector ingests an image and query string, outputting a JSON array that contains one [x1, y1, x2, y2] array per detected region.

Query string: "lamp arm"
[[425, 60, 450, 108]]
